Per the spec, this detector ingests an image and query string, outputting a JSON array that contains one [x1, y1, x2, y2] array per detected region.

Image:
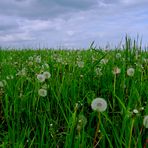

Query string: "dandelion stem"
[[93, 112, 100, 146], [113, 75, 116, 119], [135, 125, 143, 148]]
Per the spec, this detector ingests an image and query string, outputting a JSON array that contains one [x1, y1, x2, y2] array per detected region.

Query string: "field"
[[0, 39, 148, 148]]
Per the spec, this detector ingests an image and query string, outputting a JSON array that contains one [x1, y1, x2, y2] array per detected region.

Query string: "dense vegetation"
[[0, 38, 148, 148]]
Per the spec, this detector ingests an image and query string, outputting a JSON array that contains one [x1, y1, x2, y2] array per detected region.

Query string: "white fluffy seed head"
[[35, 56, 41, 63], [43, 71, 51, 79], [37, 74, 45, 82], [38, 88, 47, 97], [91, 98, 107, 112], [77, 61, 84, 68], [127, 68, 135, 77], [143, 115, 148, 128], [112, 67, 121, 75]]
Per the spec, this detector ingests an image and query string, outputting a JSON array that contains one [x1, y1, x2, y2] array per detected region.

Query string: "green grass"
[[0, 38, 148, 148]]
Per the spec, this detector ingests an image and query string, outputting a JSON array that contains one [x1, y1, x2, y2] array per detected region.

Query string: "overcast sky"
[[0, 0, 148, 49]]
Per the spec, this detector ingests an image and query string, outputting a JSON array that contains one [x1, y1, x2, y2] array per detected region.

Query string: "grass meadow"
[[0, 38, 148, 148]]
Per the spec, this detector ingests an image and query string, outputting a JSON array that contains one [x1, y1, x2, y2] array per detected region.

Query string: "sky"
[[0, 0, 148, 49]]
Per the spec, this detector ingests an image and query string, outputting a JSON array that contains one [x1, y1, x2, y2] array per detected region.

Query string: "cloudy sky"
[[0, 0, 148, 49]]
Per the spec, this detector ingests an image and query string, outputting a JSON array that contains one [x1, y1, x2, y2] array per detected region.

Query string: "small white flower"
[[91, 98, 107, 112], [133, 109, 139, 114], [0, 81, 4, 87], [143, 115, 148, 128], [38, 88, 47, 97], [43, 71, 51, 79], [112, 67, 121, 75], [127, 68, 135, 77], [37, 74, 45, 82]]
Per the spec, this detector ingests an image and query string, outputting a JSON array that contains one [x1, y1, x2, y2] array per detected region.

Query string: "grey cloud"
[[0, 16, 20, 35], [53, 0, 97, 9], [103, 0, 119, 4], [0, 0, 98, 20]]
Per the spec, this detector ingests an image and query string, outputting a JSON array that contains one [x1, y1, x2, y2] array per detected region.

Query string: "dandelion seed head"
[[112, 67, 121, 75], [43, 71, 51, 79], [77, 61, 84, 68], [35, 56, 41, 63], [91, 98, 107, 112], [37, 74, 45, 82], [127, 68, 135, 77], [38, 88, 47, 97]]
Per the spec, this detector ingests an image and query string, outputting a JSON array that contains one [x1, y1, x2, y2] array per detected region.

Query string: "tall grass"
[[0, 38, 148, 148]]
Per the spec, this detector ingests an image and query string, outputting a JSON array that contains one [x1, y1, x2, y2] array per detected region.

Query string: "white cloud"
[[0, 32, 34, 42]]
